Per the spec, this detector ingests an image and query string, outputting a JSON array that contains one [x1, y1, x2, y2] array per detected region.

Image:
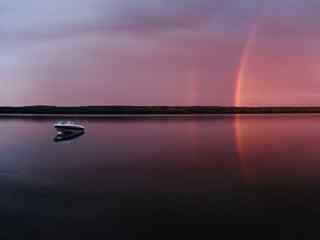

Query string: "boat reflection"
[[54, 130, 85, 143]]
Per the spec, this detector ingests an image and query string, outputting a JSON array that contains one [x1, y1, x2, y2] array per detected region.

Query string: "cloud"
[[2, 0, 320, 106], [1, 0, 319, 42], [0, 0, 262, 47]]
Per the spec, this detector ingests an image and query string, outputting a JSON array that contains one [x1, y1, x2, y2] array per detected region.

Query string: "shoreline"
[[1, 106, 320, 116]]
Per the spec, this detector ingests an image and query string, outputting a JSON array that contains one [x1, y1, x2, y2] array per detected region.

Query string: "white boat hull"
[[54, 122, 85, 133]]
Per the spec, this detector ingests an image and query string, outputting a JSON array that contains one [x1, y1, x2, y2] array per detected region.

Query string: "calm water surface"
[[0, 115, 320, 239]]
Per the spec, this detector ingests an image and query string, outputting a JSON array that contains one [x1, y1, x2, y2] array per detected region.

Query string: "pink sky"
[[1, 0, 320, 106]]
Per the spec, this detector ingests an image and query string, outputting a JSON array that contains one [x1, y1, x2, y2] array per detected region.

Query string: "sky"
[[1, 0, 320, 106]]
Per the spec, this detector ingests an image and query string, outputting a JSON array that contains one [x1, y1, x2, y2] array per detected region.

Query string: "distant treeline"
[[1, 106, 320, 115]]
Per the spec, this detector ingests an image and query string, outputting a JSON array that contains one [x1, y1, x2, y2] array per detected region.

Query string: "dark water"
[[1, 115, 320, 239]]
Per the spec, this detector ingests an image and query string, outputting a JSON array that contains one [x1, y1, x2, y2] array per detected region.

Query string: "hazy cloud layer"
[[1, 0, 320, 106], [0, 0, 261, 46]]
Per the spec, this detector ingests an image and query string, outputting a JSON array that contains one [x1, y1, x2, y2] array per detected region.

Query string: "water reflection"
[[54, 131, 85, 143], [0, 116, 319, 238], [234, 114, 320, 185]]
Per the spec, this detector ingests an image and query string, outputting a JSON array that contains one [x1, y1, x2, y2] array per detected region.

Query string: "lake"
[[0, 115, 319, 239]]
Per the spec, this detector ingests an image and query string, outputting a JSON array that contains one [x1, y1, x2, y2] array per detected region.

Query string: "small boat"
[[54, 121, 85, 133]]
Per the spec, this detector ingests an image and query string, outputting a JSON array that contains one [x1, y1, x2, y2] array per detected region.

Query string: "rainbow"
[[234, 4, 265, 106], [234, 22, 260, 107]]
